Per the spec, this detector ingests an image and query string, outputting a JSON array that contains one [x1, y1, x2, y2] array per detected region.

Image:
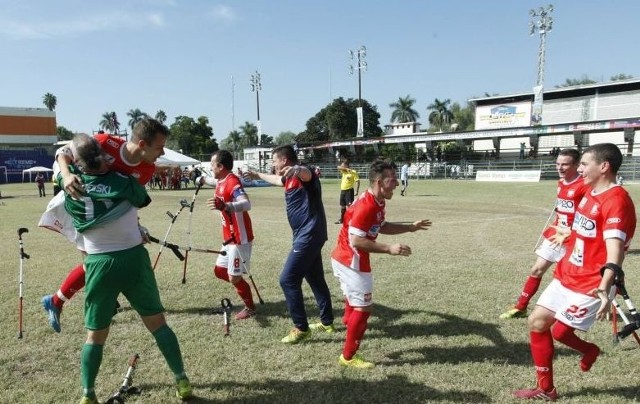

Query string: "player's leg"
[[305, 247, 334, 332], [336, 191, 347, 224], [228, 244, 256, 320], [279, 247, 312, 343], [80, 328, 110, 403], [332, 259, 353, 326]]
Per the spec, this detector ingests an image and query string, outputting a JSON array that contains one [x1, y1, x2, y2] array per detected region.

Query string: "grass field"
[[1, 179, 640, 403]]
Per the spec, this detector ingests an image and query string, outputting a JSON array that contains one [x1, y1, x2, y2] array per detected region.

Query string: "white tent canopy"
[[156, 148, 200, 167], [22, 166, 54, 182]]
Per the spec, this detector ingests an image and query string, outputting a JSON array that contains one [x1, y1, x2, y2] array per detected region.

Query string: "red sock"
[[342, 299, 354, 326], [515, 276, 542, 311], [233, 279, 255, 310], [530, 330, 554, 392], [551, 321, 600, 372], [52, 264, 85, 310], [342, 310, 370, 360], [214, 266, 230, 282]]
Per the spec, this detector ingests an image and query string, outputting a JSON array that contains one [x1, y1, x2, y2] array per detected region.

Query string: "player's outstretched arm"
[[380, 219, 432, 235], [350, 234, 412, 256], [243, 170, 283, 187]]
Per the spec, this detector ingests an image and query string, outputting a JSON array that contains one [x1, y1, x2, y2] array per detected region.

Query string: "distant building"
[[0, 106, 57, 183]]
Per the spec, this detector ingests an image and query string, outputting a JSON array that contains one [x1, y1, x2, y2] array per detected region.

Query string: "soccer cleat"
[[280, 328, 311, 344], [78, 396, 99, 404], [309, 322, 336, 333], [339, 353, 375, 369], [579, 345, 601, 372], [41, 295, 61, 333], [499, 308, 528, 319], [176, 377, 193, 400], [512, 386, 558, 401], [234, 308, 256, 320]]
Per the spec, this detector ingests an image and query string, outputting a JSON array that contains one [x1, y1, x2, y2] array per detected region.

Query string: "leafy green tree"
[[43, 93, 57, 111], [168, 115, 218, 155], [427, 98, 454, 131], [99, 111, 120, 133], [299, 97, 383, 143], [220, 130, 243, 159], [127, 108, 147, 131], [56, 125, 74, 141], [389, 95, 419, 123], [239, 121, 258, 147], [611, 73, 633, 81], [259, 134, 274, 146], [274, 131, 296, 146], [554, 76, 597, 88], [155, 110, 167, 124], [450, 102, 475, 132]]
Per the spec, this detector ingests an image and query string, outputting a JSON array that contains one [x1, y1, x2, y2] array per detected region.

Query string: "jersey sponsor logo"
[[84, 183, 112, 194], [578, 197, 587, 209], [368, 224, 381, 237], [590, 204, 599, 216], [560, 310, 575, 322], [106, 139, 119, 149], [556, 198, 575, 213], [573, 213, 596, 237], [567, 189, 575, 197], [607, 217, 622, 224], [569, 239, 584, 266]]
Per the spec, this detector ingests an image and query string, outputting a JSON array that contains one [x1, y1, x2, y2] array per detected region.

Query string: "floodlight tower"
[[529, 4, 553, 125], [349, 45, 367, 137], [250, 71, 262, 145]]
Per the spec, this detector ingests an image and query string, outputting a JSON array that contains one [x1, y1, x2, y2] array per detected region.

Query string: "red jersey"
[[331, 191, 385, 272], [542, 176, 589, 240], [555, 185, 636, 294], [95, 134, 156, 185], [215, 173, 254, 245]]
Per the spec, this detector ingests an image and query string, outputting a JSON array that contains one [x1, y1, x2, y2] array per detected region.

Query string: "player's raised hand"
[[389, 243, 412, 256], [411, 219, 432, 232]]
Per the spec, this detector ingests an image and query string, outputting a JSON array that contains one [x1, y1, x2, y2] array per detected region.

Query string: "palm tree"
[[127, 108, 147, 131], [42, 93, 57, 111], [99, 111, 120, 133], [389, 95, 419, 123], [239, 121, 258, 147], [155, 110, 167, 124], [427, 98, 454, 131]]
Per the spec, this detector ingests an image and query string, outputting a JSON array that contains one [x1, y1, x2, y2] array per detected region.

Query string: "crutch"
[[221, 298, 233, 337], [182, 184, 202, 284], [105, 353, 141, 404], [222, 218, 265, 305], [611, 280, 640, 345], [17, 228, 30, 339], [149, 235, 226, 256], [533, 203, 558, 252], [152, 199, 189, 270]]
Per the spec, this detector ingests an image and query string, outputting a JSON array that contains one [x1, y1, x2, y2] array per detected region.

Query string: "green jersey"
[[56, 166, 151, 233]]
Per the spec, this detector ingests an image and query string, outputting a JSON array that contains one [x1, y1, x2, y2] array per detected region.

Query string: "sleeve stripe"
[[603, 228, 627, 241], [349, 226, 367, 237]]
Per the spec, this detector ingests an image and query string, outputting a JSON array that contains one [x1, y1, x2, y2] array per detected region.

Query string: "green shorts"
[[84, 244, 164, 330]]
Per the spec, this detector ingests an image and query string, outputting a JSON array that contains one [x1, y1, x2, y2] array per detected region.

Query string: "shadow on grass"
[[563, 385, 640, 401], [138, 374, 489, 403], [166, 299, 291, 329]]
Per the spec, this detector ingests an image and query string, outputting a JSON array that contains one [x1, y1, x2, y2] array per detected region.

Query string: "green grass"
[[1, 180, 640, 403]]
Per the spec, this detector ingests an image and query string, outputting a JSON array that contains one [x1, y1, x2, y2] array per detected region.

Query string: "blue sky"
[[2, 0, 639, 141]]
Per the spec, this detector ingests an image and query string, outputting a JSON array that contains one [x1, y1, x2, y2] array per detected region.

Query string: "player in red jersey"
[[199, 150, 257, 320], [39, 118, 168, 333], [331, 159, 431, 368], [501, 149, 589, 319], [514, 143, 636, 401]]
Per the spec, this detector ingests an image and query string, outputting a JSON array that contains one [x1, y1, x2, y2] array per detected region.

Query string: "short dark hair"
[[369, 159, 397, 184], [583, 143, 623, 174], [558, 148, 580, 164], [131, 117, 169, 144], [272, 145, 298, 164], [213, 149, 234, 170]]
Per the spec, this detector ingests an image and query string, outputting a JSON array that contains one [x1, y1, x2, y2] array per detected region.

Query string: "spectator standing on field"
[[39, 118, 168, 333], [400, 162, 410, 196], [35, 172, 46, 197], [332, 159, 431, 368], [500, 149, 589, 319], [59, 134, 191, 404], [244, 145, 334, 344], [513, 143, 636, 401], [335, 160, 360, 224], [198, 150, 257, 320]]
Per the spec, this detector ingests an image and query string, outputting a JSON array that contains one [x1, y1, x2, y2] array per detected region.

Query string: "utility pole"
[[250, 71, 262, 145], [529, 4, 553, 126], [349, 45, 367, 137]]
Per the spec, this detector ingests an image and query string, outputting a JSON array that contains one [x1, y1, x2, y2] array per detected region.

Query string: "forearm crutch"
[[221, 298, 233, 337], [533, 204, 557, 252], [152, 199, 189, 270], [612, 280, 640, 345], [105, 353, 141, 404], [17, 228, 30, 339], [182, 184, 202, 284]]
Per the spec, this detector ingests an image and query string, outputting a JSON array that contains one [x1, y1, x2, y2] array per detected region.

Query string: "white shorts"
[[536, 278, 601, 331], [216, 243, 252, 276], [38, 192, 85, 250], [535, 238, 566, 263], [332, 258, 373, 307]]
